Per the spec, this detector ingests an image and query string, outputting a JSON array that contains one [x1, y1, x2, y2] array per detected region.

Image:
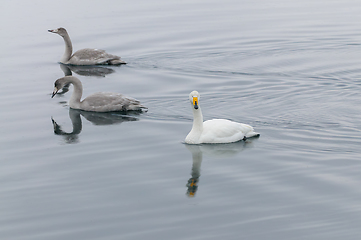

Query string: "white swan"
[[48, 27, 126, 65], [51, 76, 147, 112], [185, 91, 259, 144]]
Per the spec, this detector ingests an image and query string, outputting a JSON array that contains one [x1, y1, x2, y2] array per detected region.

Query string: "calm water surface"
[[1, 0, 361, 239]]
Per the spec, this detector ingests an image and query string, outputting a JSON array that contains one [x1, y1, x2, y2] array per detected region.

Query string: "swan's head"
[[189, 90, 200, 110], [51, 77, 70, 98], [48, 27, 68, 37]]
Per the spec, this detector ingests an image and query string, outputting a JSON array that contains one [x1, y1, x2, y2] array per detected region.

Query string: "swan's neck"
[[61, 33, 73, 63], [185, 104, 204, 144], [60, 64, 72, 76], [191, 106, 204, 134], [67, 78, 83, 109]]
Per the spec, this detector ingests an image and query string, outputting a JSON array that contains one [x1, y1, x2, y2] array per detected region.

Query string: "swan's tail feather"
[[245, 131, 260, 138], [109, 59, 127, 65]]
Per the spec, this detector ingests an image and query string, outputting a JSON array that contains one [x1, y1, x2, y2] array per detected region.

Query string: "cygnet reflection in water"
[[51, 109, 138, 144], [80, 110, 139, 125], [185, 90, 259, 144], [48, 27, 126, 65], [51, 76, 147, 112], [51, 109, 82, 144], [60, 63, 115, 77], [56, 64, 115, 96], [185, 139, 257, 197]]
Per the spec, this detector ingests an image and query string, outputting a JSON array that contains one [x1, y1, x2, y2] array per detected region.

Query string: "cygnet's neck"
[[66, 77, 83, 109], [60, 64, 72, 76], [61, 33, 73, 63]]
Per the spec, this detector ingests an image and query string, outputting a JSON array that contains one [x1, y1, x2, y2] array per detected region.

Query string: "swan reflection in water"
[[56, 64, 117, 95], [51, 108, 138, 144], [185, 139, 258, 197], [60, 63, 116, 77]]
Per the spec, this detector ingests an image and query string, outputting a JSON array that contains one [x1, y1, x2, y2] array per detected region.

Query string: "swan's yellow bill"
[[192, 96, 198, 109]]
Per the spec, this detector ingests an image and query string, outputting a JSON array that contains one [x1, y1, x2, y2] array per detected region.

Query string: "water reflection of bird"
[[56, 64, 116, 96], [185, 145, 202, 197], [185, 139, 257, 197], [185, 90, 259, 144], [51, 109, 82, 144], [51, 76, 147, 112], [48, 27, 126, 65], [51, 108, 138, 144], [60, 63, 115, 77]]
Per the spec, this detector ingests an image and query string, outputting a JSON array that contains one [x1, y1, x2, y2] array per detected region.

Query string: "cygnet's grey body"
[[52, 76, 147, 112], [48, 27, 126, 65]]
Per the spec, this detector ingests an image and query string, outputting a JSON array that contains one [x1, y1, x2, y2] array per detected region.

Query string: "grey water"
[[1, 0, 361, 239]]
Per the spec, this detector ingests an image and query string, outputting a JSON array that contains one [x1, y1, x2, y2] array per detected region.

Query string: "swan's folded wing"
[[70, 49, 121, 65], [81, 93, 146, 112], [202, 119, 253, 143]]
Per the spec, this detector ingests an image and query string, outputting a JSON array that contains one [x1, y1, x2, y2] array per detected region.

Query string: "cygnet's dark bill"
[[51, 87, 59, 98]]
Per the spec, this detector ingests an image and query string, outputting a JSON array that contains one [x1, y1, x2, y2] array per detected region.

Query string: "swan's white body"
[[52, 76, 147, 112], [49, 27, 126, 65], [185, 91, 259, 144]]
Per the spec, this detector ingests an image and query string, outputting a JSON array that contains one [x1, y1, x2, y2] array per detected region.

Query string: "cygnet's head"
[[48, 27, 68, 37], [51, 76, 72, 98], [189, 90, 200, 110]]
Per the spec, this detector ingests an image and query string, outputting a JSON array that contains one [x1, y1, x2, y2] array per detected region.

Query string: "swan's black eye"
[[55, 82, 61, 88]]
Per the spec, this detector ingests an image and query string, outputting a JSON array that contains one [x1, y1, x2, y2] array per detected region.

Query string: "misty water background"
[[1, 0, 361, 239]]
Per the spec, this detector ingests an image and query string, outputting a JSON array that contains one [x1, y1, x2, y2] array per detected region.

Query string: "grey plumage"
[[52, 76, 147, 112], [48, 27, 126, 65]]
